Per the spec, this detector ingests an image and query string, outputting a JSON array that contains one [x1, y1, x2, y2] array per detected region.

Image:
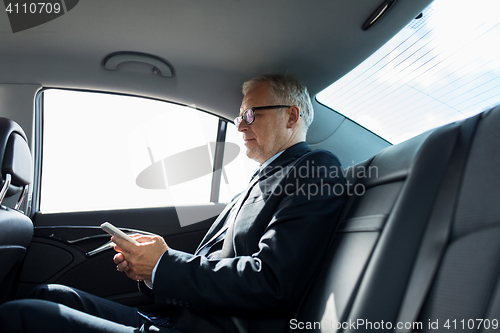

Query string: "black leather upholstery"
[[0, 117, 33, 304], [292, 105, 500, 332], [0, 118, 33, 196]]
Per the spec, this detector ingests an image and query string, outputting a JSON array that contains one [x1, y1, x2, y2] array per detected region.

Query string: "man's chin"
[[245, 148, 262, 164], [245, 148, 255, 160]]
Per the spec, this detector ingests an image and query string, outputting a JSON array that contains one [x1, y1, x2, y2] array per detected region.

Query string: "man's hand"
[[112, 234, 169, 283]]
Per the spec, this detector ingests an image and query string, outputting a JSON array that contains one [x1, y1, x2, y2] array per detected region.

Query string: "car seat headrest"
[[0, 117, 32, 205]]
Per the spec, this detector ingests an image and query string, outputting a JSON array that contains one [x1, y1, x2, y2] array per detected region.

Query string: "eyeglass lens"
[[243, 109, 254, 124], [234, 108, 254, 126]]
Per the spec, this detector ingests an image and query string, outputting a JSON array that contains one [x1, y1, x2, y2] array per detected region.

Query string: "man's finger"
[[116, 260, 129, 272], [133, 234, 156, 243], [129, 234, 143, 240], [111, 236, 135, 252], [113, 243, 124, 253], [113, 252, 125, 264]]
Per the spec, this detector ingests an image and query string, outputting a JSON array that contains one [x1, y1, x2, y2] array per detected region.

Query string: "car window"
[[317, 0, 500, 144], [220, 123, 260, 203], [40, 89, 254, 213]]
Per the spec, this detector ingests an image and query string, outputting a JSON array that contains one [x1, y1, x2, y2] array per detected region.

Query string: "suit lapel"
[[196, 170, 262, 254], [194, 196, 240, 254], [195, 142, 311, 255]]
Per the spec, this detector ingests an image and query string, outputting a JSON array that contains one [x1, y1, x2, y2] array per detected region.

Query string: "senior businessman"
[[0, 74, 346, 333]]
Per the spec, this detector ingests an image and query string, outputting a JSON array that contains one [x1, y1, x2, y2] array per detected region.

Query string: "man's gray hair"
[[242, 74, 314, 130]]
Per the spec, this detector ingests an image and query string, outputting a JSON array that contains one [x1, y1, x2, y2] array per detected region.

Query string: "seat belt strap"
[[395, 113, 481, 332]]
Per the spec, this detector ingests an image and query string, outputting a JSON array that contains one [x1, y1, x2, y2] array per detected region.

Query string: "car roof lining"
[[0, 0, 433, 120]]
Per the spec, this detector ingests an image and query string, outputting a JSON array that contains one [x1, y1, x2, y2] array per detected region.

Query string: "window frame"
[[30, 88, 233, 216]]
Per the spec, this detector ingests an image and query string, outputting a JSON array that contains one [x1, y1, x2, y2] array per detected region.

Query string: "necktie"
[[197, 168, 261, 258], [249, 168, 260, 182], [220, 168, 261, 258]]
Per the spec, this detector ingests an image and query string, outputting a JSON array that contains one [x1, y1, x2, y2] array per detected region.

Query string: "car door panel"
[[16, 204, 222, 305]]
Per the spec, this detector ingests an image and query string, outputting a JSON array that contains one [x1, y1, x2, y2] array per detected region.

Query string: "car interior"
[[1, 0, 499, 331]]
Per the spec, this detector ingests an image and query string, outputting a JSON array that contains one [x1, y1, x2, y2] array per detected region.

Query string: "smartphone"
[[100, 222, 138, 244]]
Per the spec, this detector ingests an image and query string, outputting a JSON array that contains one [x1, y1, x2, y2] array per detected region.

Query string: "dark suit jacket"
[[151, 142, 346, 332]]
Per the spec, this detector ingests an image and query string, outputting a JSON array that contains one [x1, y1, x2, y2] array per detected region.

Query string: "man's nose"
[[237, 119, 248, 132]]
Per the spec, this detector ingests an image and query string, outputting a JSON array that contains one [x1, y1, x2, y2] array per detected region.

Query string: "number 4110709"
[[444, 319, 498, 330], [5, 2, 62, 14]]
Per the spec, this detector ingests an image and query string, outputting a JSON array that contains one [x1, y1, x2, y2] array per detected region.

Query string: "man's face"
[[238, 83, 289, 164]]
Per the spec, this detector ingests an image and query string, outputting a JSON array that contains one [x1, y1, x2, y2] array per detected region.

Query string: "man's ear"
[[287, 105, 301, 128]]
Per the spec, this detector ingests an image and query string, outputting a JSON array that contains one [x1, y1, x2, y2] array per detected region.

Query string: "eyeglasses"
[[234, 105, 291, 127]]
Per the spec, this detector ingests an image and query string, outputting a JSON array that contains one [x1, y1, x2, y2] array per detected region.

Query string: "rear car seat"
[[413, 106, 500, 332], [291, 104, 500, 332]]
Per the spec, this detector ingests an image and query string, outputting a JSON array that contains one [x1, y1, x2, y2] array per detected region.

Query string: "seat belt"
[[395, 113, 482, 333]]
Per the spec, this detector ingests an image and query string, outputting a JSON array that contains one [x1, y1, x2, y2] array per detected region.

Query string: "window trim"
[[210, 119, 227, 203]]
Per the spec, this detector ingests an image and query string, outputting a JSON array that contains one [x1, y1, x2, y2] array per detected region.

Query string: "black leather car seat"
[[0, 117, 34, 304], [292, 104, 500, 332]]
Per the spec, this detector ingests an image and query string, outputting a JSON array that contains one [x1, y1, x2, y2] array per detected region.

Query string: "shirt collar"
[[260, 150, 285, 171]]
